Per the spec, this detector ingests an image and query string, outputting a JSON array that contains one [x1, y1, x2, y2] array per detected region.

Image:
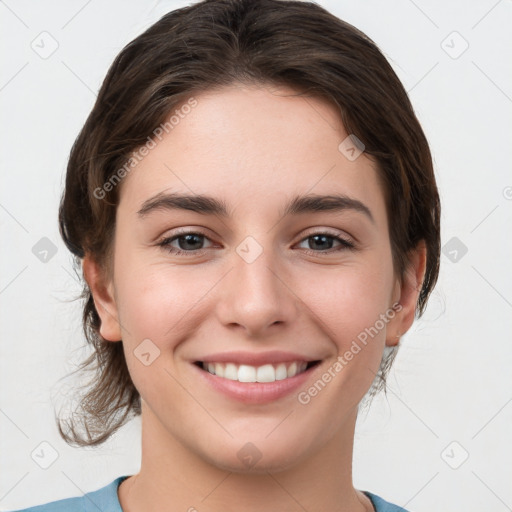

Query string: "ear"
[[82, 254, 122, 342], [386, 241, 427, 347]]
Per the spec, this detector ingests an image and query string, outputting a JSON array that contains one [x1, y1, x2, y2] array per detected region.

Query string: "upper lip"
[[194, 350, 321, 366]]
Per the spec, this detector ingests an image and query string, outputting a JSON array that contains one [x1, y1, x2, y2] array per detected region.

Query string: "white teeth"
[[256, 364, 275, 383], [224, 363, 238, 380], [287, 362, 297, 378], [275, 363, 288, 381], [214, 362, 225, 378], [238, 365, 256, 382], [200, 360, 311, 383]]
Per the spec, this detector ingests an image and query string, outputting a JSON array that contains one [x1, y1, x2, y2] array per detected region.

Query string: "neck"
[[118, 402, 373, 512]]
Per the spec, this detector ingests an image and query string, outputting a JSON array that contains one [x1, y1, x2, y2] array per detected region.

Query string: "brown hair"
[[57, 0, 440, 446]]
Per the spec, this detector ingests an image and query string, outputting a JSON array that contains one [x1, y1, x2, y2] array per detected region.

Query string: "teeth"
[[287, 362, 297, 378], [238, 364, 256, 382], [275, 363, 288, 381], [201, 361, 309, 383], [256, 364, 275, 383], [214, 362, 225, 378], [224, 363, 238, 380]]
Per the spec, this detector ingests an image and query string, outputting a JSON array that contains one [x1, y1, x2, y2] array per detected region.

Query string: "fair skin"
[[83, 83, 426, 512]]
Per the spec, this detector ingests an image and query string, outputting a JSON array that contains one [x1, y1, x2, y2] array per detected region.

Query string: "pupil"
[[311, 235, 332, 250], [180, 234, 202, 250]]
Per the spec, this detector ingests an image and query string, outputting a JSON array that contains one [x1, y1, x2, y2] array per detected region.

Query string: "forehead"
[[118, 84, 387, 224]]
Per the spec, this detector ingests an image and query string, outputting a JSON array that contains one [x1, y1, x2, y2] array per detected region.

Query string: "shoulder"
[[363, 491, 411, 512], [7, 476, 129, 512]]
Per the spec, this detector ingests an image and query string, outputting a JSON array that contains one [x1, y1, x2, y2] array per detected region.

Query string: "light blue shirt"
[[8, 476, 410, 511]]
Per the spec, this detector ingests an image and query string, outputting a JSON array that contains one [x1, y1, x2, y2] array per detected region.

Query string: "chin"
[[198, 435, 314, 475], [208, 452, 303, 475]]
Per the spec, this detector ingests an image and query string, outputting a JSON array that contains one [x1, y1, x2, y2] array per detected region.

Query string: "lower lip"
[[192, 363, 320, 404]]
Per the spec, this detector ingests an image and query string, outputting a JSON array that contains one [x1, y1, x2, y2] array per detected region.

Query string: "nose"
[[215, 244, 299, 338]]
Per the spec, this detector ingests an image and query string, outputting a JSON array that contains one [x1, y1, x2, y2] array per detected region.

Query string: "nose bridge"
[[216, 237, 296, 335]]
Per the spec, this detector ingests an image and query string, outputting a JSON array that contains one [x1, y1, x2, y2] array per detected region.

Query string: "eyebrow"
[[137, 191, 374, 223]]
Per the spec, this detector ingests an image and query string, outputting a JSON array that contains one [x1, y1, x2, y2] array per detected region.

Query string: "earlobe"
[[82, 254, 122, 342], [386, 241, 427, 346]]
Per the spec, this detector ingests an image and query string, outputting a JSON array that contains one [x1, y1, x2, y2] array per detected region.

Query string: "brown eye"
[[158, 231, 213, 256], [297, 232, 354, 255]]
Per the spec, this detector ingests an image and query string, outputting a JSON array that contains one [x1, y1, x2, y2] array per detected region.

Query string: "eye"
[[296, 231, 355, 255], [157, 230, 213, 256], [157, 229, 355, 257]]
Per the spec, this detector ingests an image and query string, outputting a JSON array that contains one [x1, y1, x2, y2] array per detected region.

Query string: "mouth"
[[194, 360, 321, 383], [192, 357, 323, 404]]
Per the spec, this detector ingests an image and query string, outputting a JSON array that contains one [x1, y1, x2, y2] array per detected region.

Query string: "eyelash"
[[157, 228, 355, 257]]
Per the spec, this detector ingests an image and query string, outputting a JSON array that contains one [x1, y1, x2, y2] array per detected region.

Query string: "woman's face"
[[87, 84, 421, 472]]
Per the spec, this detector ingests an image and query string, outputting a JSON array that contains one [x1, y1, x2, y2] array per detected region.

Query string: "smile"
[[197, 360, 318, 383], [191, 351, 323, 404]]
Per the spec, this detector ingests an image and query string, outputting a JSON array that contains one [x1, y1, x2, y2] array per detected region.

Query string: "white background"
[[1, 0, 511, 510]]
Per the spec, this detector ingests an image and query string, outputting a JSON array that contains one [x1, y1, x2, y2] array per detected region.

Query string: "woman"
[[11, 0, 440, 510]]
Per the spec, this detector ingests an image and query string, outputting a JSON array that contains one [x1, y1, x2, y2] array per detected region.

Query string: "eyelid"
[[156, 226, 212, 243], [295, 229, 356, 254], [156, 227, 352, 245], [156, 226, 356, 257], [298, 227, 353, 243], [156, 227, 214, 247]]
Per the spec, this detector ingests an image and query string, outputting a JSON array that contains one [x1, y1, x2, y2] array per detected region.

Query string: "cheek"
[[290, 269, 396, 437], [113, 243, 222, 355], [303, 254, 396, 397], [115, 268, 199, 340], [314, 259, 395, 337], [113, 262, 211, 405]]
